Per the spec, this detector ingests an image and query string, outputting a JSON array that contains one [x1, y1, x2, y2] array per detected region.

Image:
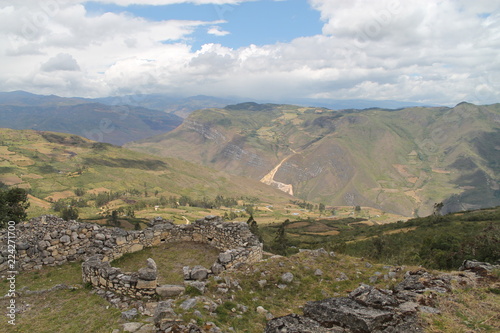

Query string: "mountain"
[[264, 97, 437, 110], [125, 102, 500, 217], [0, 128, 293, 209], [0, 90, 90, 107], [0, 91, 184, 145], [94, 94, 235, 119]]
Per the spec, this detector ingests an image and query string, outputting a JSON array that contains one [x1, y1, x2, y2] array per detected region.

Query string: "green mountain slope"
[[0, 103, 182, 146], [0, 129, 293, 212], [126, 102, 500, 216]]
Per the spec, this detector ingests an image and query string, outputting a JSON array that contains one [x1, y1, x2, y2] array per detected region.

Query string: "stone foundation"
[[1, 215, 263, 299]]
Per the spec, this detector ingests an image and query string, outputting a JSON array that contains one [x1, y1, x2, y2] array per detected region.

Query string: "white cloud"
[[1, 0, 499, 105], [40, 53, 80, 72], [83, 0, 253, 5], [207, 26, 230, 36]]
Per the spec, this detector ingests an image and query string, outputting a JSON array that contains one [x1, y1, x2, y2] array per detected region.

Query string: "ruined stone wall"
[[0, 215, 263, 275], [81, 256, 159, 300]]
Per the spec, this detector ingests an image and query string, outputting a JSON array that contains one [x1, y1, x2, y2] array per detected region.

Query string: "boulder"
[[180, 298, 197, 310], [59, 235, 71, 244], [156, 285, 185, 298], [265, 314, 345, 333], [182, 266, 191, 280], [95, 233, 106, 241], [459, 259, 500, 276], [136, 279, 157, 289], [138, 267, 157, 281], [218, 252, 232, 264], [190, 265, 210, 281], [349, 284, 398, 309], [122, 322, 143, 332], [15, 242, 30, 250], [121, 308, 138, 320], [281, 272, 294, 284], [184, 281, 207, 294], [153, 301, 177, 325], [211, 262, 224, 275], [304, 297, 394, 332], [146, 258, 157, 270]]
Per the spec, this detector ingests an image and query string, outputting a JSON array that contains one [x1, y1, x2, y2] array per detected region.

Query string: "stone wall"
[[0, 215, 263, 276], [82, 256, 159, 300]]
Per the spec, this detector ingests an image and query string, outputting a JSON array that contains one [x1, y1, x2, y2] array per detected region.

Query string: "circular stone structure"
[[0, 214, 262, 299]]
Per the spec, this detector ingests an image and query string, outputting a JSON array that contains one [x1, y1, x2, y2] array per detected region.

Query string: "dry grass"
[[424, 288, 500, 332]]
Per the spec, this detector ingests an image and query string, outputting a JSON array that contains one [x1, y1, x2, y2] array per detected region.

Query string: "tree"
[[61, 206, 79, 221], [273, 219, 291, 255], [433, 202, 444, 216], [247, 215, 263, 242], [74, 187, 85, 196], [0, 188, 30, 227], [244, 204, 255, 216], [109, 210, 120, 226], [126, 206, 135, 218], [319, 203, 325, 215]]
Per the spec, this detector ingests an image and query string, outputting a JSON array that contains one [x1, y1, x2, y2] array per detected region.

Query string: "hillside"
[[126, 102, 500, 217], [261, 206, 500, 270], [1, 210, 498, 332], [0, 91, 184, 145], [0, 129, 293, 219]]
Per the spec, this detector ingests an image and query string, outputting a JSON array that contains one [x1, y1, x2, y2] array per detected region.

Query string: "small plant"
[[185, 285, 202, 296]]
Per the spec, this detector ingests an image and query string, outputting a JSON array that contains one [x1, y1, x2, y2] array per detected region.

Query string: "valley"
[[126, 102, 500, 217], [0, 96, 499, 333]]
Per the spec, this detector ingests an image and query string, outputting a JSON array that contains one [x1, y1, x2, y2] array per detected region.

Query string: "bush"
[[61, 207, 79, 221], [0, 187, 30, 227]]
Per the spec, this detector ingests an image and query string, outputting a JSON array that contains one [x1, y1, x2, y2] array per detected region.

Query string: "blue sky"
[[1, 0, 500, 105], [84, 0, 323, 50]]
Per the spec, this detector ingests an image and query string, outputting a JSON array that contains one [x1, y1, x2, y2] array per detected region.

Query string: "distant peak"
[[224, 102, 277, 111]]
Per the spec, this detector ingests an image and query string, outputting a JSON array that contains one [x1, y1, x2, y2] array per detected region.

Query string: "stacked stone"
[[1, 214, 263, 286], [82, 256, 158, 300], [0, 215, 123, 272]]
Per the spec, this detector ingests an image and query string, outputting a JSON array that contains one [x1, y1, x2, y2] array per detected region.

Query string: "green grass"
[[0, 287, 123, 333], [0, 262, 123, 333], [0, 262, 83, 296], [110, 242, 220, 284], [260, 207, 500, 271]]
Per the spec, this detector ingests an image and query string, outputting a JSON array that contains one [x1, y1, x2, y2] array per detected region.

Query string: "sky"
[[1, 0, 499, 106]]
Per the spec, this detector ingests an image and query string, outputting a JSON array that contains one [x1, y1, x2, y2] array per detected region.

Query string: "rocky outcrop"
[[265, 269, 460, 333], [459, 259, 500, 276]]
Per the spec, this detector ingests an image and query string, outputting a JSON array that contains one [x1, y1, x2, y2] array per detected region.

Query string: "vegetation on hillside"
[[261, 207, 500, 270], [127, 102, 500, 217], [0, 187, 29, 227], [0, 128, 293, 223]]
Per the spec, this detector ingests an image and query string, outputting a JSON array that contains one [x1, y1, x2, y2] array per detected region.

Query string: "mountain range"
[[125, 102, 500, 217], [1, 91, 498, 217], [0, 91, 435, 146]]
